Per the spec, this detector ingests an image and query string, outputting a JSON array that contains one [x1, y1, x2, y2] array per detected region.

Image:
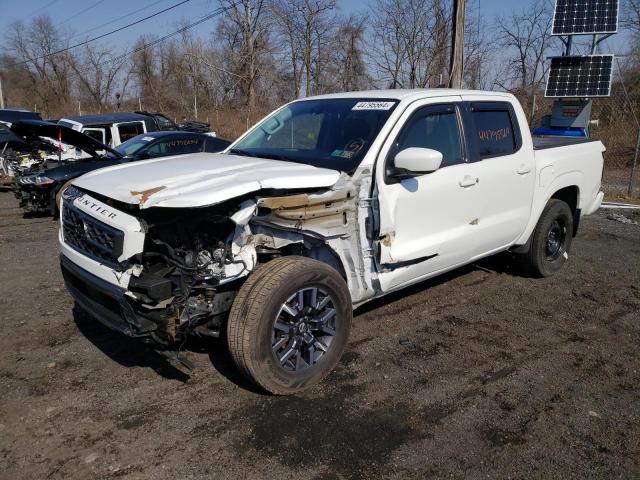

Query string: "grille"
[[62, 200, 124, 267]]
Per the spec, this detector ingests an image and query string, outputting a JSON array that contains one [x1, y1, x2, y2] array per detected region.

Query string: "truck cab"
[[58, 89, 604, 394], [58, 112, 154, 148]]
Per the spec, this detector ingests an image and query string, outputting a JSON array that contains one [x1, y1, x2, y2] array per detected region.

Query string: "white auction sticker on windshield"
[[352, 101, 395, 111]]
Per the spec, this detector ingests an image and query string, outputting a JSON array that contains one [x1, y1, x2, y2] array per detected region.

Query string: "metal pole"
[[565, 36, 573, 56], [529, 94, 536, 125], [477, 0, 481, 88], [194, 93, 198, 120], [449, 0, 466, 88], [628, 127, 640, 196], [0, 76, 4, 109]]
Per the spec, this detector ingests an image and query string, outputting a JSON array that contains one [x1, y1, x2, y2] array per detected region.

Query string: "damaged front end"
[[60, 173, 375, 349]]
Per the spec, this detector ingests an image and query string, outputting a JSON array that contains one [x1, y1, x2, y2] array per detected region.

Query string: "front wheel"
[[226, 256, 352, 395], [518, 199, 573, 277]]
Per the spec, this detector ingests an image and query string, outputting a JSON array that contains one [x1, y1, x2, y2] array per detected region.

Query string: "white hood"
[[72, 152, 341, 208]]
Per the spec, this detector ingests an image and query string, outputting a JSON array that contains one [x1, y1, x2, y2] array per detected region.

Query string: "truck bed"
[[532, 136, 598, 150]]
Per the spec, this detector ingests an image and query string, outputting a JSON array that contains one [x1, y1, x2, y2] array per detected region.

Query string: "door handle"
[[517, 164, 531, 175], [459, 175, 479, 188]]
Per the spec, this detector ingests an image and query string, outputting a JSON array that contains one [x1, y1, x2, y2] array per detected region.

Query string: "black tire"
[[227, 256, 352, 395], [519, 199, 573, 277]]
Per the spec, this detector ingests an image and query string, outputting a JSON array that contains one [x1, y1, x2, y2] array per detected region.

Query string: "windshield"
[[114, 134, 155, 156], [231, 98, 398, 173]]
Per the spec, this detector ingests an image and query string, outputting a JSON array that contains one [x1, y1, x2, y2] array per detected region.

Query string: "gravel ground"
[[0, 191, 639, 480]]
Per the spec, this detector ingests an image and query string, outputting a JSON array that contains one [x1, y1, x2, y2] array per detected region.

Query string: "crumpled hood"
[[72, 152, 342, 208]]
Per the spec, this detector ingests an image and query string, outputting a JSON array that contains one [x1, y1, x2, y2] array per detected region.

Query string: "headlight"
[[19, 175, 55, 186]]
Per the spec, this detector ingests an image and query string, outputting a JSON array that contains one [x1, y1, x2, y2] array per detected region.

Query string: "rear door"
[[461, 98, 535, 256]]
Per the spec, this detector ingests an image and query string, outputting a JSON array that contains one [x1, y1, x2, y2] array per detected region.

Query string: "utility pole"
[[449, 0, 466, 88], [0, 75, 4, 109]]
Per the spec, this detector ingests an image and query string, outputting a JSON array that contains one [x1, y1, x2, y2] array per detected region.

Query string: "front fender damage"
[[223, 172, 376, 304]]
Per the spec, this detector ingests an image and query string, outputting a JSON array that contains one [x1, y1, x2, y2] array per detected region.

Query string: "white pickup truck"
[[59, 89, 604, 394]]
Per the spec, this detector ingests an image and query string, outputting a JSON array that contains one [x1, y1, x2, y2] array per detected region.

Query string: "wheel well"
[[550, 186, 580, 236]]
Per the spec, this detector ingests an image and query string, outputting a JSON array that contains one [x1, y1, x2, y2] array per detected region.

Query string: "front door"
[[375, 100, 482, 292]]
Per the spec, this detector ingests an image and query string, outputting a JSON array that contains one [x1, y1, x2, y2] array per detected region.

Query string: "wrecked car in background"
[[12, 121, 230, 216], [58, 111, 214, 149], [1, 109, 98, 185], [59, 89, 605, 395], [1, 109, 54, 185]]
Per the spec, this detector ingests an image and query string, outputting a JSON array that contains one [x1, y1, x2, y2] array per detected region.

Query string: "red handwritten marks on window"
[[478, 127, 510, 142], [166, 139, 200, 148]]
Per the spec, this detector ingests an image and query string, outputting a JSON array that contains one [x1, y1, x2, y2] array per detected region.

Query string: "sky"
[[0, 0, 631, 59]]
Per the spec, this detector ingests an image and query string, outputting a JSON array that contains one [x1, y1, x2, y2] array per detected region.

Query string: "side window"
[[82, 129, 105, 144], [392, 107, 463, 168], [118, 122, 145, 143], [147, 136, 203, 157], [471, 105, 518, 158]]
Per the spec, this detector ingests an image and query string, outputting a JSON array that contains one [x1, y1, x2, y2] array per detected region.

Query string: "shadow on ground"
[[72, 304, 191, 382]]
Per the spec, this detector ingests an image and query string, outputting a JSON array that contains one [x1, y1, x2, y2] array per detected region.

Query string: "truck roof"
[[61, 112, 150, 126], [304, 88, 515, 102]]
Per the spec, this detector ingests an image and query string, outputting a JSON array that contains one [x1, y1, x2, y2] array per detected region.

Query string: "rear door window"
[[469, 103, 520, 158], [146, 136, 204, 157], [82, 128, 105, 144], [117, 122, 145, 143]]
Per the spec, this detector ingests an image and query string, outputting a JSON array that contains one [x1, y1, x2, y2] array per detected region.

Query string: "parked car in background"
[[0, 109, 43, 153], [58, 111, 214, 149], [134, 111, 211, 133], [115, 131, 230, 161], [1, 109, 59, 185], [58, 89, 604, 394], [11, 121, 230, 216]]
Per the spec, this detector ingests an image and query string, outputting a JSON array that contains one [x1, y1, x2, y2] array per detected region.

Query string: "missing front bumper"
[[60, 254, 158, 338]]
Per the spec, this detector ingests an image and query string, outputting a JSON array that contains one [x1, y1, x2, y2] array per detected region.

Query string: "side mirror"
[[392, 147, 443, 177]]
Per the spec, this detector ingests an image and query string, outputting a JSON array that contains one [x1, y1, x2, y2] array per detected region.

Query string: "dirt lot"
[[0, 192, 639, 480]]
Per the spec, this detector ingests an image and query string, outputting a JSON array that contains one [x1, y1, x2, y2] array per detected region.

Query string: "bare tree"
[[369, 0, 450, 89], [69, 43, 127, 112], [217, 0, 271, 109], [334, 16, 370, 91], [463, 0, 495, 90], [4, 15, 73, 114], [270, 0, 336, 97], [623, 0, 640, 39], [496, 0, 554, 120]]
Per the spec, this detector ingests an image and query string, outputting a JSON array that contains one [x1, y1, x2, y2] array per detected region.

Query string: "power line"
[[69, 0, 170, 41], [106, 6, 230, 67], [66, 4, 232, 77], [59, 0, 107, 27], [24, 0, 61, 19], [8, 0, 192, 68]]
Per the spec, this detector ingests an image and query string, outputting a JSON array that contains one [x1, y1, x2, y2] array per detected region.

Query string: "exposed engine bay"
[[59, 171, 375, 349]]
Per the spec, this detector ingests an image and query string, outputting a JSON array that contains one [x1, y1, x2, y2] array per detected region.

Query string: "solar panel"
[[545, 55, 613, 98], [552, 0, 619, 35]]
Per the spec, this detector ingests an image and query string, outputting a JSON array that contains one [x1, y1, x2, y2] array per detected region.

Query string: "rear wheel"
[[226, 256, 352, 395], [518, 199, 573, 277]]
